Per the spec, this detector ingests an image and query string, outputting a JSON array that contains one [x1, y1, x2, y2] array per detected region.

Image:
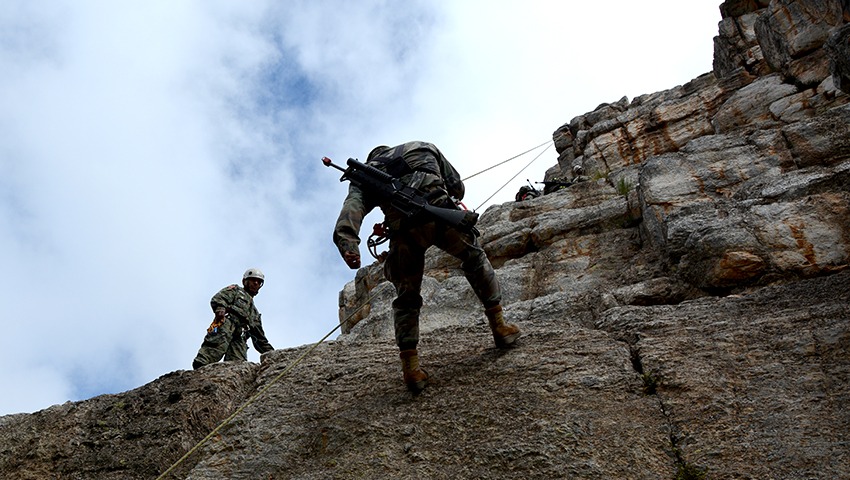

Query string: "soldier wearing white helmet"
[[192, 268, 275, 369], [572, 164, 590, 183]]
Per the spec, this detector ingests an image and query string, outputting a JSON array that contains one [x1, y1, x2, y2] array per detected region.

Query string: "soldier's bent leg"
[[462, 249, 502, 308], [192, 317, 238, 369], [223, 329, 249, 362], [436, 227, 501, 308], [436, 226, 521, 346]]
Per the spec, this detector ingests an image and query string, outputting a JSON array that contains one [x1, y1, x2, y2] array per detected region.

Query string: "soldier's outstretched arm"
[[249, 323, 274, 354], [333, 184, 371, 269]]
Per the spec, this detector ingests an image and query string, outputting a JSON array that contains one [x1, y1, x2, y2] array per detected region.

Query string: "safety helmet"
[[243, 268, 265, 282], [367, 145, 391, 163], [573, 165, 584, 175]]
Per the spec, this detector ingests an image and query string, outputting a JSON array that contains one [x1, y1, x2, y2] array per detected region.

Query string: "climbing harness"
[[365, 199, 475, 261], [367, 222, 390, 260], [156, 278, 384, 479]]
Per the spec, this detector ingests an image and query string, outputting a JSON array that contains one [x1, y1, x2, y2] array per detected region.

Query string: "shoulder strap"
[[367, 144, 412, 178]]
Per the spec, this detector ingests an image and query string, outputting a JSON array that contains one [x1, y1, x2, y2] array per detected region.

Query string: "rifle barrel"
[[321, 157, 347, 173], [346, 158, 394, 183]]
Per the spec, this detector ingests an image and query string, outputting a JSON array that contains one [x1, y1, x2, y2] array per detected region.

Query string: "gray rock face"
[[1, 2, 848, 479], [597, 271, 850, 479], [0, 363, 257, 479], [754, 0, 845, 86], [1, 273, 846, 479], [714, 7, 772, 78], [826, 24, 850, 92]]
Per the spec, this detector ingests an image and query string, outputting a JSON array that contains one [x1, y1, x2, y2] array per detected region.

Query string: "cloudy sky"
[[0, 0, 721, 415]]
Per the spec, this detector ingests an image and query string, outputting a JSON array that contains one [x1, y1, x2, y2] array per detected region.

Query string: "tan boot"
[[399, 349, 429, 393], [485, 305, 521, 348]]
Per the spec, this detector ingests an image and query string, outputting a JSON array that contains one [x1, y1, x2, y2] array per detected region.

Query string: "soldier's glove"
[[343, 250, 361, 269]]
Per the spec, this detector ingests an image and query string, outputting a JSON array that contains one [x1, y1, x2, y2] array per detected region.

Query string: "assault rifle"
[[537, 178, 573, 195], [322, 157, 479, 232]]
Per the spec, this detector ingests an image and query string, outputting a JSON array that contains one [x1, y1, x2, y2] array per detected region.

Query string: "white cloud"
[[0, 0, 722, 414]]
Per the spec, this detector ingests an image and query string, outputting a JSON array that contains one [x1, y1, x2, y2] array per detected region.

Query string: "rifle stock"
[[422, 203, 479, 231]]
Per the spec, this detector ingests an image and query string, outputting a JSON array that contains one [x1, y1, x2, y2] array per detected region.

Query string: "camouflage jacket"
[[332, 141, 464, 256], [211, 284, 274, 353]]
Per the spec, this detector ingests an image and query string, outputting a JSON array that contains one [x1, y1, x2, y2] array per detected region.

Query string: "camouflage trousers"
[[192, 316, 248, 368], [383, 221, 501, 350]]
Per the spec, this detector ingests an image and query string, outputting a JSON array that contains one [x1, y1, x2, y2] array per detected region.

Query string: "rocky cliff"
[[2, 1, 849, 479]]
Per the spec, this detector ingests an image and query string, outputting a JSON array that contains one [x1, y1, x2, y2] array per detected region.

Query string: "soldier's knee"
[[392, 294, 423, 310], [461, 249, 489, 270]]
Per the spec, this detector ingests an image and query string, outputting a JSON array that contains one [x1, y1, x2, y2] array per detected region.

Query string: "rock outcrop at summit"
[[1, 1, 848, 479], [342, 0, 850, 336]]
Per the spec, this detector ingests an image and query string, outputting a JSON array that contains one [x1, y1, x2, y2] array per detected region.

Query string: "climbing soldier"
[[192, 268, 275, 369], [572, 164, 590, 183], [515, 184, 541, 202], [331, 141, 521, 393]]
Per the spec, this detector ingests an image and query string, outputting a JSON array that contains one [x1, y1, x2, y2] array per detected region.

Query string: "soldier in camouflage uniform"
[[192, 268, 275, 369], [572, 164, 590, 183], [333, 141, 521, 393]]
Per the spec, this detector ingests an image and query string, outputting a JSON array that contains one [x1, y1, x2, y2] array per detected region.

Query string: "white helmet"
[[243, 268, 265, 281]]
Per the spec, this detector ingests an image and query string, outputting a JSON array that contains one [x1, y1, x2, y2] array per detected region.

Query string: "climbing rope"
[[156, 281, 385, 479], [472, 141, 554, 212], [461, 139, 552, 182]]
